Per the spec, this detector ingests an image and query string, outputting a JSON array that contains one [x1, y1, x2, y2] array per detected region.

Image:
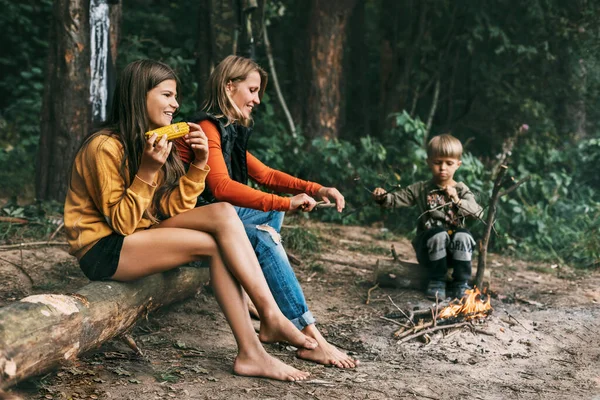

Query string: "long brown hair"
[[203, 55, 268, 127], [78, 59, 185, 221]]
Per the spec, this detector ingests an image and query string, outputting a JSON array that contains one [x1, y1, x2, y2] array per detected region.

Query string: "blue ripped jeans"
[[235, 206, 316, 330]]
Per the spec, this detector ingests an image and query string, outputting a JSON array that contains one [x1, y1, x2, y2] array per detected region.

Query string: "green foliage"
[[0, 199, 64, 242], [281, 226, 320, 256], [254, 105, 598, 267], [119, 0, 199, 115], [0, 0, 51, 197]]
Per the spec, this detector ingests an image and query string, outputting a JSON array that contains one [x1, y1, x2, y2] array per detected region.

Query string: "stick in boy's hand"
[[443, 185, 460, 203]]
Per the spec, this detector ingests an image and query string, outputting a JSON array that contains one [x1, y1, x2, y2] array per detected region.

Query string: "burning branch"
[[386, 288, 493, 343]]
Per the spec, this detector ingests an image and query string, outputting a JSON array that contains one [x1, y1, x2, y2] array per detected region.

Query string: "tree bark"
[[305, 0, 358, 139], [343, 0, 369, 140], [0, 267, 210, 390], [36, 0, 92, 202], [106, 0, 121, 115], [195, 0, 240, 107]]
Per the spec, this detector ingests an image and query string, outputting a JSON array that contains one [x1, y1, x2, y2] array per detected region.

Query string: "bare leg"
[[297, 324, 360, 368], [209, 244, 309, 381], [157, 203, 317, 350], [114, 227, 309, 381]]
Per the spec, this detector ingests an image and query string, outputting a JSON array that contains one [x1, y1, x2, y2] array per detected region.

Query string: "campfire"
[[384, 288, 493, 343]]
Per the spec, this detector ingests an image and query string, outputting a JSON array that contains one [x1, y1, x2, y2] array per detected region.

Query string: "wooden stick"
[[365, 283, 379, 305], [48, 221, 65, 241], [379, 316, 408, 327], [391, 244, 398, 261], [0, 256, 34, 286], [398, 321, 469, 343], [316, 256, 373, 271], [498, 176, 531, 198], [387, 295, 415, 327], [0, 217, 28, 224], [475, 165, 508, 289], [0, 242, 68, 251], [263, 23, 296, 138]]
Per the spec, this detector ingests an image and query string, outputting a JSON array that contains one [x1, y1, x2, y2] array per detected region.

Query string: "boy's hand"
[[373, 187, 387, 204], [185, 122, 209, 169], [444, 185, 460, 203]]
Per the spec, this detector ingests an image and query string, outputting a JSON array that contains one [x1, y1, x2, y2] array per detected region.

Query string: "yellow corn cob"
[[145, 122, 189, 140]]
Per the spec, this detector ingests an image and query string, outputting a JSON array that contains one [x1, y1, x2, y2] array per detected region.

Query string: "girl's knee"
[[209, 202, 241, 224]]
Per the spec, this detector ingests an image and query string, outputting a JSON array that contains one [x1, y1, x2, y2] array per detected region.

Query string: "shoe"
[[425, 280, 446, 300], [451, 281, 471, 299]]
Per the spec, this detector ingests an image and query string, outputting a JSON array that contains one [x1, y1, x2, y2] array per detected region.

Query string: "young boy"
[[373, 134, 483, 300]]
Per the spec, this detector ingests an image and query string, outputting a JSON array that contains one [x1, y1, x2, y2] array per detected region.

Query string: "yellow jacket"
[[64, 134, 209, 260]]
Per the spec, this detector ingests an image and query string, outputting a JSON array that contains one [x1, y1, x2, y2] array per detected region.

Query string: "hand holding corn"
[[138, 128, 173, 183], [182, 122, 209, 170]]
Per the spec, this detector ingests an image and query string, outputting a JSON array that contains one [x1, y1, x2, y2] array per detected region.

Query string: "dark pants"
[[413, 227, 475, 283]]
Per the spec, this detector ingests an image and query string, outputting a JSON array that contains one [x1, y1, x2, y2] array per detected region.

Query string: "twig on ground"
[[387, 295, 415, 327], [365, 283, 379, 305], [0, 241, 68, 251], [0, 216, 29, 224], [48, 221, 65, 241], [468, 325, 496, 336], [316, 256, 373, 271], [285, 251, 302, 265], [506, 311, 531, 332], [0, 255, 34, 286], [121, 334, 144, 357], [391, 244, 399, 261], [380, 316, 409, 327]]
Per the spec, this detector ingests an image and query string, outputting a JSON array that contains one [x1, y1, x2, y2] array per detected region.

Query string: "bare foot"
[[234, 351, 310, 382], [258, 312, 318, 350], [296, 324, 359, 368]]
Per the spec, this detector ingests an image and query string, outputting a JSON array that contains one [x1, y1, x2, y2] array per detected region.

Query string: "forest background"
[[0, 0, 598, 269]]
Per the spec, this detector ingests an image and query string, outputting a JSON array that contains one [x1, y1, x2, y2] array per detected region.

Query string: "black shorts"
[[79, 233, 124, 281]]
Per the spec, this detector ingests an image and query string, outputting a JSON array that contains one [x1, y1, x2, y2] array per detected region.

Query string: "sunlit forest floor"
[[1, 218, 599, 400]]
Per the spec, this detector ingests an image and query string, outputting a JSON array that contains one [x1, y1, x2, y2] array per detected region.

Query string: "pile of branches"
[[382, 296, 493, 344]]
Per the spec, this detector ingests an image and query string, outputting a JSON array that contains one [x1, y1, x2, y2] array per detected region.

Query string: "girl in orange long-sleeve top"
[[64, 59, 317, 381]]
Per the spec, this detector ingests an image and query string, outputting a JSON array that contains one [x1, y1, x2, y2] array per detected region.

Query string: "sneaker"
[[451, 281, 471, 299], [425, 280, 446, 300]]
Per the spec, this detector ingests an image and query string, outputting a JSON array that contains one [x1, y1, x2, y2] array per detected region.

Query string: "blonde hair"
[[427, 134, 463, 159], [203, 55, 268, 127]]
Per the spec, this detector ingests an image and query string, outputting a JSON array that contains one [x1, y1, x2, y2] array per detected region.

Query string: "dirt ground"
[[0, 219, 599, 400]]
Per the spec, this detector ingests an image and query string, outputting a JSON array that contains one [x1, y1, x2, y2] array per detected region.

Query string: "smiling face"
[[427, 156, 462, 185], [228, 70, 261, 120], [146, 79, 179, 130]]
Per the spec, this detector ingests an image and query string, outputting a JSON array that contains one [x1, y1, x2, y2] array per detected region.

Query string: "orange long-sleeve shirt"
[[175, 120, 322, 211]]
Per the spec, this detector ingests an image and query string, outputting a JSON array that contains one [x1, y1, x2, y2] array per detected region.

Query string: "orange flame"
[[437, 288, 492, 321]]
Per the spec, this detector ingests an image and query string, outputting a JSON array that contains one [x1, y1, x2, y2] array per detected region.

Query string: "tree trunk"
[[343, 0, 369, 140], [305, 0, 358, 139], [195, 0, 240, 107], [106, 0, 122, 115], [0, 267, 210, 390], [36, 0, 92, 202]]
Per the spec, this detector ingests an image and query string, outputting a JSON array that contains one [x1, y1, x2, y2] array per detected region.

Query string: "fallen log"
[[374, 259, 491, 290], [0, 266, 210, 390], [373, 259, 427, 289]]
